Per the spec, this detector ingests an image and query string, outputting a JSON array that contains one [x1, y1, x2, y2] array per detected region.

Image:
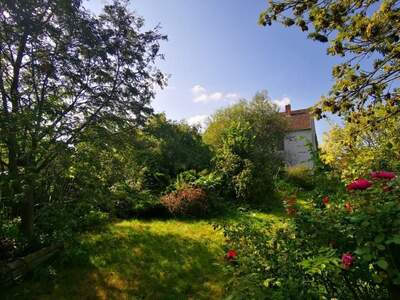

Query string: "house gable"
[[280, 104, 317, 167]]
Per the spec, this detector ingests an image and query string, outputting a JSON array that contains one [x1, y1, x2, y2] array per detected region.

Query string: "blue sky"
[[85, 0, 342, 142]]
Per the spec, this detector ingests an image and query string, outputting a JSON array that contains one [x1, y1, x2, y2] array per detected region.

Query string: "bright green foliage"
[[205, 92, 288, 202], [321, 106, 400, 178], [260, 0, 400, 127], [0, 110, 212, 256], [219, 171, 400, 299], [284, 164, 315, 190], [1, 219, 228, 299], [214, 121, 256, 200], [0, 0, 167, 237], [143, 114, 212, 187], [63, 114, 212, 216]]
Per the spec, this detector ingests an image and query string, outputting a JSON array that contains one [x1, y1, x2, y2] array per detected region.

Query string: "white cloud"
[[194, 94, 209, 103], [209, 92, 224, 101], [191, 85, 240, 103], [226, 93, 240, 100], [186, 114, 209, 129], [273, 96, 291, 111], [191, 84, 206, 94]]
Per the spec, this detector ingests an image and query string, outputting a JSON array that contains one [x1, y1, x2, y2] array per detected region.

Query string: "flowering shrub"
[[226, 249, 237, 262], [341, 252, 354, 270], [371, 171, 396, 180], [346, 178, 372, 190], [160, 186, 208, 217], [218, 171, 400, 299]]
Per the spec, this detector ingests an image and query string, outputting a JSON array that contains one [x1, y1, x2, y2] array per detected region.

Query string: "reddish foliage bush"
[[284, 196, 297, 216], [160, 186, 208, 217]]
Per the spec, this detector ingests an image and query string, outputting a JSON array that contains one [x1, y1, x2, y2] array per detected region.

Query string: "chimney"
[[285, 104, 291, 115]]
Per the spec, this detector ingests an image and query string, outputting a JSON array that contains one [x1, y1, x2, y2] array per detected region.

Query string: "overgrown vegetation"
[[1, 0, 400, 299], [218, 165, 400, 299], [260, 0, 400, 128], [205, 91, 288, 203]]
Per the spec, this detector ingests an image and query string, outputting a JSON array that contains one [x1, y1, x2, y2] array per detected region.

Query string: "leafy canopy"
[[321, 105, 400, 178], [205, 91, 288, 202], [259, 0, 400, 127], [0, 0, 166, 237]]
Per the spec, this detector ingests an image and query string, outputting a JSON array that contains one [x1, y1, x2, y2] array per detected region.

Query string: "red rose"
[[341, 252, 354, 270], [371, 171, 396, 180], [346, 178, 372, 191], [323, 196, 329, 205], [226, 249, 237, 260]]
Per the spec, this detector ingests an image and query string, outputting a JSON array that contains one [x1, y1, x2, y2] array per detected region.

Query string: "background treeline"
[[0, 0, 288, 262]]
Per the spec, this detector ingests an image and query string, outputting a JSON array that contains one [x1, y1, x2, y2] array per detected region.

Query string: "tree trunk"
[[8, 31, 30, 238], [20, 191, 34, 239], [21, 160, 36, 239]]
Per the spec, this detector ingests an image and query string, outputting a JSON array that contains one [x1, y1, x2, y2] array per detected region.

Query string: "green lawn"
[[2, 210, 286, 300]]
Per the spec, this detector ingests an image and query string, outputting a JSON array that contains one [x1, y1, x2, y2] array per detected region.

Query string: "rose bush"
[[218, 171, 400, 299]]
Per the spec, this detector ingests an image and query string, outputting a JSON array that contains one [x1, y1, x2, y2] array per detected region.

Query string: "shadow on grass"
[[2, 222, 227, 300]]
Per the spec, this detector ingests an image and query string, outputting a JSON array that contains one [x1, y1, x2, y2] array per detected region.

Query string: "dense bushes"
[[205, 92, 287, 203], [218, 171, 400, 299], [161, 186, 209, 217], [0, 113, 213, 259], [284, 164, 314, 190], [321, 106, 400, 179]]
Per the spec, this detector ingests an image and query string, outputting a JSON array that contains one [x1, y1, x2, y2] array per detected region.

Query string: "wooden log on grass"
[[0, 243, 63, 286]]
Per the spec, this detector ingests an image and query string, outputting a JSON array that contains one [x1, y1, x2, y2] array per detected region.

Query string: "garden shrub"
[[165, 170, 232, 216], [114, 193, 168, 219], [0, 216, 22, 260], [167, 170, 224, 194], [160, 186, 209, 217], [218, 171, 400, 299], [35, 201, 109, 243], [204, 92, 287, 204], [284, 164, 314, 190], [321, 108, 400, 180]]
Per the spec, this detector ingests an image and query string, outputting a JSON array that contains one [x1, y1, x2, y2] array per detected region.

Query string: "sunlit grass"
[[2, 209, 286, 300]]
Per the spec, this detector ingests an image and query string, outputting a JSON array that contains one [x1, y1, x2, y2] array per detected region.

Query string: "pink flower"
[[323, 196, 329, 205], [346, 178, 372, 191], [371, 171, 396, 180], [341, 252, 354, 270], [226, 249, 237, 260]]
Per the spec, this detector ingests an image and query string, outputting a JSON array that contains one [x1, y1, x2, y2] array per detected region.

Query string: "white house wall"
[[284, 129, 316, 168]]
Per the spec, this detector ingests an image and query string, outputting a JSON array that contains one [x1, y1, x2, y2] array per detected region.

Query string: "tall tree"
[[259, 0, 400, 126], [204, 91, 288, 202], [0, 0, 166, 237]]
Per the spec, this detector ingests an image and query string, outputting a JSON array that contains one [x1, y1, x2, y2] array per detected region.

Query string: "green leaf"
[[263, 278, 275, 288], [374, 233, 384, 243], [386, 235, 400, 245], [376, 259, 389, 270]]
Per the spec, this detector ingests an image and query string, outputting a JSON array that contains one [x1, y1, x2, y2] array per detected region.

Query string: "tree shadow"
[[2, 223, 227, 300]]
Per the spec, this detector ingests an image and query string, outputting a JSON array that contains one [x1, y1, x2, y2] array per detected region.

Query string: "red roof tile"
[[280, 105, 313, 131]]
